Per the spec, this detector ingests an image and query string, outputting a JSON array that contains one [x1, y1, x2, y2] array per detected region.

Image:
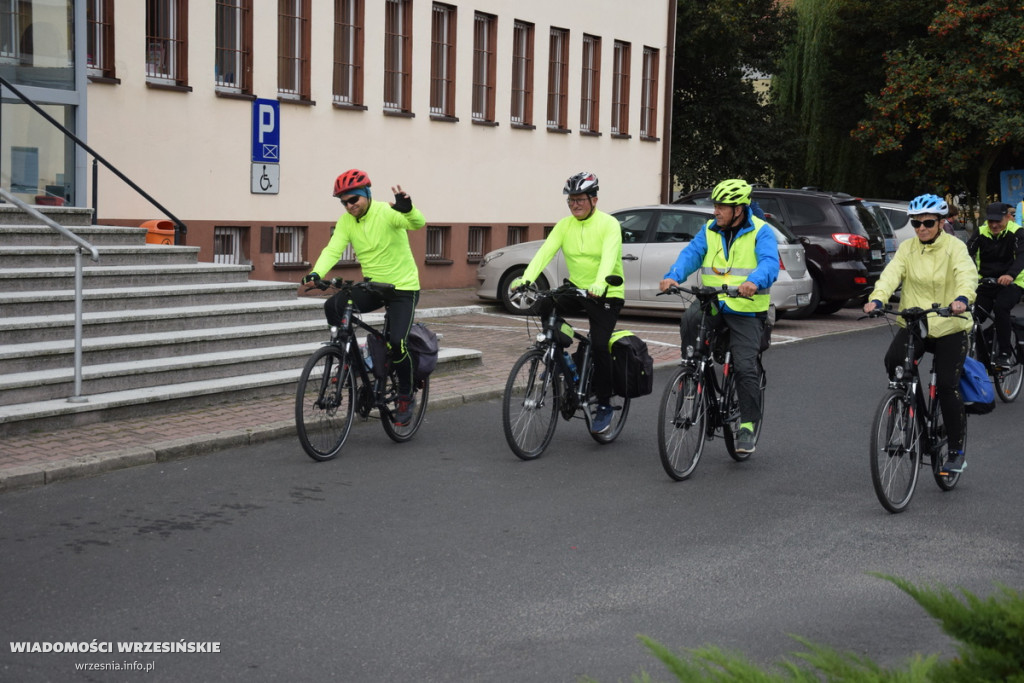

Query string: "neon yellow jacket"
[[312, 201, 425, 291], [522, 209, 625, 298], [868, 230, 977, 338]]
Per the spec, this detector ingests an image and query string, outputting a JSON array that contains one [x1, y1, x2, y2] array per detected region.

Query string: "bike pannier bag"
[[366, 332, 390, 380], [407, 322, 439, 381], [960, 355, 995, 414], [609, 330, 654, 398]]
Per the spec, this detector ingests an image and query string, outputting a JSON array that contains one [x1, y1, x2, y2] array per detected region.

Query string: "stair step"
[[0, 347, 482, 436], [0, 224, 148, 246], [0, 263, 255, 290], [0, 245, 201, 268]]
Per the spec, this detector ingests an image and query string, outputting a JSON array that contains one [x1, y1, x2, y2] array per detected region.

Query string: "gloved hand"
[[587, 282, 606, 298], [509, 277, 531, 291], [391, 186, 413, 213], [302, 272, 321, 285]]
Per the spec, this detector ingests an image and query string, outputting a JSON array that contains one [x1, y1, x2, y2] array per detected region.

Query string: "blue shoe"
[[939, 451, 966, 475], [590, 404, 614, 434]]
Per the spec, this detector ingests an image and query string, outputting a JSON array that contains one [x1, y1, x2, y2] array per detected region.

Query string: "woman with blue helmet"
[[863, 193, 978, 475]]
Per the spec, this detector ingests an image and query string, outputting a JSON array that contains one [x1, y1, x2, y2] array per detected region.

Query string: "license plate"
[[796, 293, 811, 305], [871, 250, 883, 261]]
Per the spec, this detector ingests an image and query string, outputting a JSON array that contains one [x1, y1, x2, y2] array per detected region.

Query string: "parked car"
[[475, 204, 813, 316], [677, 187, 888, 317], [862, 201, 898, 262]]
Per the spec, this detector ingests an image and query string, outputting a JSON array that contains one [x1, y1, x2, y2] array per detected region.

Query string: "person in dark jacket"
[[967, 201, 1024, 367]]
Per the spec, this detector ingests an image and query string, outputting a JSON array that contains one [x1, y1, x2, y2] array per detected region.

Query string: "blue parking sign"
[[252, 99, 280, 163]]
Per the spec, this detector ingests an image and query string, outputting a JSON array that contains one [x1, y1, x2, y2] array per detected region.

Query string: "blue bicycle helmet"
[[907, 193, 948, 217]]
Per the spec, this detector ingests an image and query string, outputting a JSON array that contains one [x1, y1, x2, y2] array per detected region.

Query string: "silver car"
[[476, 204, 813, 315]]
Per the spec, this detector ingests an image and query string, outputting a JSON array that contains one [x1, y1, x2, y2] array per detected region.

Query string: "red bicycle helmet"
[[332, 169, 372, 197]]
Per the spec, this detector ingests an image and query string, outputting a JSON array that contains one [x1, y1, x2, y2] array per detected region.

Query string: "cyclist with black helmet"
[[659, 178, 780, 454], [967, 201, 1024, 368], [510, 172, 626, 434], [863, 193, 977, 475], [299, 169, 425, 425]]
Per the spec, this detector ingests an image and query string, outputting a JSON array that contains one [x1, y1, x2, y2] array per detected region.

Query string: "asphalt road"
[[2, 325, 1022, 682]]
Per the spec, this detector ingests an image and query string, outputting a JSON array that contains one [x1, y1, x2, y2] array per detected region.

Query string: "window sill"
[[384, 109, 416, 118], [547, 126, 572, 135], [145, 81, 193, 93], [425, 258, 453, 266], [334, 102, 368, 111], [511, 122, 536, 131], [430, 114, 460, 123], [640, 135, 660, 143], [216, 90, 256, 101], [611, 133, 631, 140], [278, 96, 316, 106], [87, 75, 120, 85], [472, 119, 499, 127], [580, 130, 601, 138], [273, 262, 310, 271]]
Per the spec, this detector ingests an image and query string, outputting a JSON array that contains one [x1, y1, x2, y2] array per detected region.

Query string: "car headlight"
[[479, 251, 504, 267]]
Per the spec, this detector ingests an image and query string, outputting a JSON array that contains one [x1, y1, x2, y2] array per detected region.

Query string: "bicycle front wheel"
[[502, 349, 560, 460], [929, 405, 961, 491], [658, 366, 706, 481], [994, 329, 1023, 402], [869, 389, 921, 513], [295, 346, 355, 461], [723, 362, 766, 462], [381, 373, 429, 443], [589, 395, 631, 444]]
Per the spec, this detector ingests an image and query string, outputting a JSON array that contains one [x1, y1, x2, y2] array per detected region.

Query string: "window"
[[215, 0, 252, 94], [472, 12, 496, 123], [507, 225, 527, 246], [546, 28, 569, 131], [614, 210, 652, 244], [640, 46, 659, 140], [425, 226, 450, 261], [611, 41, 630, 136], [213, 226, 248, 264], [0, 1, 21, 63], [655, 212, 704, 243], [510, 21, 534, 126], [278, 0, 311, 101], [146, 0, 189, 87], [333, 0, 364, 106], [384, 0, 412, 113], [87, 0, 116, 80], [580, 34, 600, 134], [467, 226, 489, 262], [274, 226, 305, 265], [429, 3, 456, 118]]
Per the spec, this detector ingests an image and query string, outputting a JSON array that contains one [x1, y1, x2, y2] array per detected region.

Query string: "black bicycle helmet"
[[563, 172, 599, 196]]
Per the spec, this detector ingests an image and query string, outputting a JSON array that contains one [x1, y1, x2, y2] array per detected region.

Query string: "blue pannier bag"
[[960, 355, 995, 414]]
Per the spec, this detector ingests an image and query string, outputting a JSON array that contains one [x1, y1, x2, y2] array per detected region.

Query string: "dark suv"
[[676, 188, 888, 318]]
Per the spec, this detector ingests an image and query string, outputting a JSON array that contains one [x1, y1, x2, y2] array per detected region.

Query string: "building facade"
[[5, 1, 675, 288]]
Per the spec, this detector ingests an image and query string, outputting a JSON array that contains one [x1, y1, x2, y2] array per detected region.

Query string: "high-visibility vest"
[[699, 218, 771, 313]]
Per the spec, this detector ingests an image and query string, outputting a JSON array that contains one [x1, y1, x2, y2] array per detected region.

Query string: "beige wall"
[[87, 1, 672, 286]]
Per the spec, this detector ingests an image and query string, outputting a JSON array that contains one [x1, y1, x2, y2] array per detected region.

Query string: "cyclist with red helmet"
[[511, 172, 626, 434], [300, 169, 425, 425], [659, 178, 780, 455]]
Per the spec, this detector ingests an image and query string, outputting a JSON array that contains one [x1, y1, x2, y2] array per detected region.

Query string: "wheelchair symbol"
[[260, 165, 272, 191]]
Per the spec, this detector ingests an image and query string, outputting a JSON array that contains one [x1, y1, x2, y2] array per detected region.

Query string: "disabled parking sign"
[[252, 99, 280, 163]]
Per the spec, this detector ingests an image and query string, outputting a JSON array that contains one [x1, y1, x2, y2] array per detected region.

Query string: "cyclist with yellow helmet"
[[659, 179, 780, 454]]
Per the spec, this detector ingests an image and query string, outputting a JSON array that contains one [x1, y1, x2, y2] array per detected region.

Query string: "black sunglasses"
[[910, 219, 938, 229], [340, 196, 361, 206]]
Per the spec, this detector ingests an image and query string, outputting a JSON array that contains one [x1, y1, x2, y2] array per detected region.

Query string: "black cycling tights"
[[325, 288, 420, 396], [884, 329, 968, 453]]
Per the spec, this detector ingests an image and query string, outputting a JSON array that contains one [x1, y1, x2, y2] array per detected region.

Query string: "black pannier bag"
[[407, 322, 439, 381], [609, 330, 654, 398]]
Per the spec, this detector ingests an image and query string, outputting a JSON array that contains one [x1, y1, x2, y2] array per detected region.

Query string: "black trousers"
[[884, 329, 968, 453], [325, 288, 420, 395], [537, 293, 623, 404], [680, 305, 765, 424], [975, 282, 1023, 355]]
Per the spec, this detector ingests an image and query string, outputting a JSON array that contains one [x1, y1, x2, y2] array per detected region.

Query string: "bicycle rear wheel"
[[381, 372, 429, 443], [994, 329, 1023, 402], [295, 346, 355, 461], [503, 349, 560, 460], [588, 395, 631, 444], [723, 362, 766, 462], [658, 366, 706, 481], [869, 389, 921, 513]]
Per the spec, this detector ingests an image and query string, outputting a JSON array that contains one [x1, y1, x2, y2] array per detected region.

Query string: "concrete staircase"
[[0, 206, 480, 437]]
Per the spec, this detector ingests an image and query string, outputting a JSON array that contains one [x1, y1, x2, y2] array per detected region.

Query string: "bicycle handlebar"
[[863, 303, 964, 322], [656, 283, 749, 300], [313, 277, 396, 296]]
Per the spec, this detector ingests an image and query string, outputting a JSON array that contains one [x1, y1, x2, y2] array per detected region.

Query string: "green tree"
[[670, 0, 796, 194], [772, 0, 942, 196], [854, 0, 1024, 204]]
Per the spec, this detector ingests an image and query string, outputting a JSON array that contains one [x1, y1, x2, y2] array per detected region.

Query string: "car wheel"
[[778, 276, 820, 320], [499, 267, 549, 315]]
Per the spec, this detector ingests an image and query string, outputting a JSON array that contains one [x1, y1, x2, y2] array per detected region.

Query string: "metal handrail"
[[0, 74, 187, 243], [0, 187, 97, 403]]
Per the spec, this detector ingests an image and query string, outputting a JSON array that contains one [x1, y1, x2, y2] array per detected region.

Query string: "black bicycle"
[[295, 279, 429, 461], [969, 278, 1023, 402], [656, 285, 766, 481], [501, 279, 630, 460], [866, 305, 963, 513]]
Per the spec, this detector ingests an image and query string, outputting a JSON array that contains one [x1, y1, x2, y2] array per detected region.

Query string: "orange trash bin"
[[142, 219, 175, 245]]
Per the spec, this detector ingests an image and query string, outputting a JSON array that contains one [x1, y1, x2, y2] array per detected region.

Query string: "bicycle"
[[866, 305, 964, 513], [655, 284, 767, 481], [295, 278, 429, 461], [969, 277, 1023, 402], [501, 279, 630, 460]]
